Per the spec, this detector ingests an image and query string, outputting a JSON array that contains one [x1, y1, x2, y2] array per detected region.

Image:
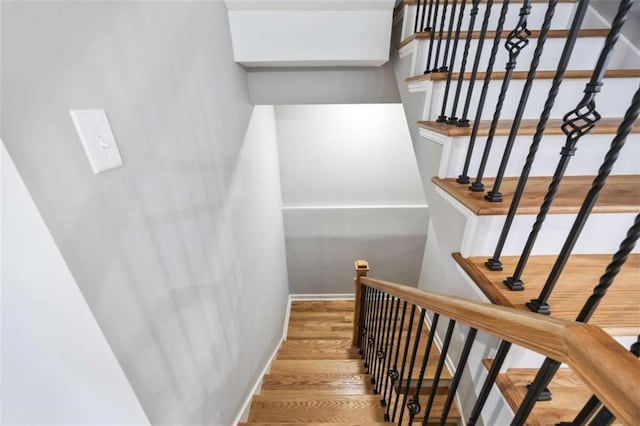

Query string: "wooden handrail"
[[354, 269, 639, 425]]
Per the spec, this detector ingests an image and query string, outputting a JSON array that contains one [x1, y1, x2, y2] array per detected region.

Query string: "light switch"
[[70, 109, 124, 174]]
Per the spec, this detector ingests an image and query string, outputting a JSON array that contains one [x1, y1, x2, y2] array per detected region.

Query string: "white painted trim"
[[290, 293, 356, 300], [418, 127, 448, 146], [225, 0, 395, 12], [407, 80, 430, 93], [282, 205, 428, 210]]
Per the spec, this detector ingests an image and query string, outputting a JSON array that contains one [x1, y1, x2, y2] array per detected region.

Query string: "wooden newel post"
[[352, 259, 370, 347]]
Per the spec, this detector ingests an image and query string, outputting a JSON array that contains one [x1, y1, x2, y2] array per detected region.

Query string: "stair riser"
[[409, 36, 607, 76], [417, 77, 638, 121], [421, 131, 640, 180], [401, 3, 577, 41], [429, 185, 640, 257]]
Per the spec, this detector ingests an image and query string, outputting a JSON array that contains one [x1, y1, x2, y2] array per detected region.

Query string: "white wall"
[[1, 142, 149, 424], [275, 104, 428, 293], [1, 3, 289, 424]]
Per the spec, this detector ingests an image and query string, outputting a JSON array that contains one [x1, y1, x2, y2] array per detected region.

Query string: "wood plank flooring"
[[241, 300, 460, 425], [453, 253, 640, 335], [432, 175, 640, 215]]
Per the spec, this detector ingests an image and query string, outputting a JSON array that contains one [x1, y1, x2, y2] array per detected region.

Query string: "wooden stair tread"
[[453, 253, 640, 335], [386, 388, 461, 422], [269, 359, 367, 375], [262, 373, 373, 395], [489, 365, 624, 425], [400, 28, 608, 49], [406, 69, 640, 83], [417, 117, 640, 137], [433, 175, 640, 216], [277, 347, 361, 360], [290, 300, 354, 312]]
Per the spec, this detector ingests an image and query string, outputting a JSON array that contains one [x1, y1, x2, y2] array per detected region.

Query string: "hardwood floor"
[[240, 300, 460, 425]]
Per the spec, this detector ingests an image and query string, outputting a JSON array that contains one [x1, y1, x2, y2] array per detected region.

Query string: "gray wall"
[[275, 104, 428, 293], [1, 2, 289, 425], [591, 0, 640, 46], [248, 63, 401, 105]]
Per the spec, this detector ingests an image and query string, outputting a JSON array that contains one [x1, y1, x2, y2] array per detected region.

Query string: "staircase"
[[240, 0, 639, 424], [240, 300, 462, 425]]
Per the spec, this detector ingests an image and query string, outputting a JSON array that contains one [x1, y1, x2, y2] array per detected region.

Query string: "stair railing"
[[352, 260, 640, 425]]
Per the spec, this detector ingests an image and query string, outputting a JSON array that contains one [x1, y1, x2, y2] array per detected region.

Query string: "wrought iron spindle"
[[559, 337, 640, 425], [589, 407, 615, 425], [424, 0, 435, 31], [360, 285, 370, 358], [384, 301, 408, 420], [438, 0, 459, 72], [512, 357, 561, 424], [420, 0, 433, 33], [469, 1, 533, 193], [456, 0, 495, 130], [441, 328, 478, 423], [422, 319, 456, 424], [484, 0, 559, 210], [408, 313, 440, 423], [458, 0, 511, 185], [374, 293, 392, 392], [378, 297, 398, 398], [486, 0, 591, 277], [467, 340, 512, 425], [357, 283, 367, 351], [370, 289, 385, 378], [424, 0, 442, 73], [364, 287, 378, 368], [505, 0, 633, 291], [392, 304, 417, 422], [448, 0, 481, 124], [399, 309, 427, 424], [414, 0, 423, 33], [432, 0, 451, 72], [528, 87, 640, 313], [437, 0, 468, 123]]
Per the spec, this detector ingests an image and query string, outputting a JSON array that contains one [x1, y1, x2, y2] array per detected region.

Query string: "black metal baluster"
[[448, 0, 481, 124], [424, 0, 441, 73], [370, 290, 385, 378], [364, 288, 378, 368], [379, 297, 398, 401], [438, 0, 459, 72], [408, 313, 440, 423], [468, 340, 512, 425], [559, 337, 640, 425], [399, 309, 427, 424], [455, 0, 494, 130], [511, 357, 561, 425], [484, 0, 559, 209], [374, 293, 392, 392], [385, 301, 408, 420], [437, 0, 468, 123], [432, 0, 450, 72], [441, 328, 478, 423], [424, 0, 435, 31], [528, 87, 640, 314], [360, 285, 370, 359], [505, 0, 633, 292], [421, 0, 432, 33], [422, 319, 456, 424], [414, 0, 422, 33], [470, 1, 533, 193], [588, 407, 615, 426], [459, 0, 511, 185], [486, 1, 591, 279], [392, 304, 417, 422], [358, 283, 369, 352]]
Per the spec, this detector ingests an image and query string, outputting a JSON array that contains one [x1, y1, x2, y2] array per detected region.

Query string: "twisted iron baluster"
[[458, 0, 511, 184], [420, 0, 432, 32], [504, 0, 633, 292], [447, 0, 481, 124], [384, 301, 407, 420], [424, 0, 441, 73], [438, 0, 459, 72], [422, 319, 456, 424], [432, 0, 451, 72], [484, 0, 591, 280], [414, 0, 423, 33], [469, 0, 532, 193], [441, 328, 478, 423], [528, 87, 640, 314], [438, 0, 468, 123], [456, 0, 494, 130], [399, 309, 426, 425], [374, 293, 392, 392], [392, 304, 417, 422]]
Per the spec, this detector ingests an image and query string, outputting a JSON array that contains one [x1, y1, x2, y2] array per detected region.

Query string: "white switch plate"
[[70, 109, 123, 174]]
